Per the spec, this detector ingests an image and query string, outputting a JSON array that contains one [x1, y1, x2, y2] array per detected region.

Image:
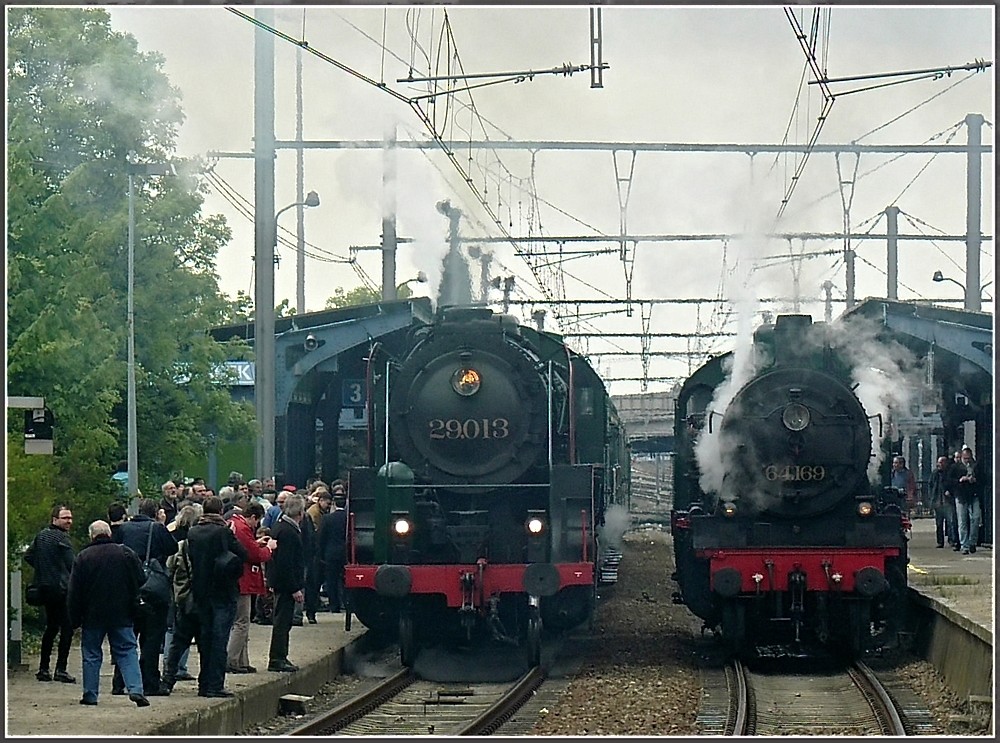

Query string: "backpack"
[[167, 539, 196, 614]]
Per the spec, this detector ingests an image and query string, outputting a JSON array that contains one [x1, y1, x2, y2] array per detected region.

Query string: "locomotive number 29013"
[[764, 464, 826, 481], [428, 418, 510, 440]]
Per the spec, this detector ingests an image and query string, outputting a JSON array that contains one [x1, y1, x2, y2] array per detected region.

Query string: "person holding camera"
[[226, 501, 275, 674]]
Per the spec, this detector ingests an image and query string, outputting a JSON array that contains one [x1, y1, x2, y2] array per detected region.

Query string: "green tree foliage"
[[325, 284, 414, 309], [5, 435, 62, 568], [7, 7, 254, 551]]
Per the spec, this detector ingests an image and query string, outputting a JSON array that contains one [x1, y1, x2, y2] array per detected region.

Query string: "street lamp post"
[[256, 190, 319, 484], [125, 160, 174, 505], [932, 270, 991, 310], [274, 191, 320, 258]]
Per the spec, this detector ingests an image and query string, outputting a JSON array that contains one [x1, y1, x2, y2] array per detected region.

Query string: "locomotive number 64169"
[[428, 418, 511, 440], [763, 464, 826, 481]]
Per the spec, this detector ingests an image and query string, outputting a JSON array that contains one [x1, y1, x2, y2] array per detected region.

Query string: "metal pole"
[[965, 113, 983, 311], [295, 43, 305, 316], [254, 6, 277, 482], [383, 361, 391, 466], [547, 361, 553, 467], [886, 205, 899, 300], [127, 171, 138, 499]]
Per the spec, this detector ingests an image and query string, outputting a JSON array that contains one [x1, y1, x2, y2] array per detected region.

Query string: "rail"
[[287, 668, 415, 736], [724, 659, 750, 735], [850, 661, 909, 736], [453, 667, 547, 735]]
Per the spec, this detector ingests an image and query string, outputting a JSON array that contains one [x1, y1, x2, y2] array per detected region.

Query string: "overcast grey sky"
[[104, 4, 994, 394]]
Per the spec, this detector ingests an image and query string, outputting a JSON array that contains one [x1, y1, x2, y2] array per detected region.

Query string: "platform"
[[6, 610, 366, 737], [906, 515, 993, 638], [905, 515, 993, 711]]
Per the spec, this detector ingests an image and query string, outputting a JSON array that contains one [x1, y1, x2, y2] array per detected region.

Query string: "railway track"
[[718, 659, 909, 735], [286, 667, 546, 736]]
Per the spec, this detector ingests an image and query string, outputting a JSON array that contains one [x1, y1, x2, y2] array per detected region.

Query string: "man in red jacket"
[[226, 502, 274, 673]]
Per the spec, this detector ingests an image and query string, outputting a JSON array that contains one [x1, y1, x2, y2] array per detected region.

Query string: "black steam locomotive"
[[345, 306, 630, 666], [671, 314, 909, 656]]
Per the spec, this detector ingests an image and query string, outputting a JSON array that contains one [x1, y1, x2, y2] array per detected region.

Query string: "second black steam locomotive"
[[345, 306, 630, 666], [671, 314, 909, 656]]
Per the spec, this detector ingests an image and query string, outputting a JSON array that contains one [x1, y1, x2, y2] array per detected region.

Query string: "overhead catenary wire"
[[227, 7, 609, 310], [223, 7, 988, 389]]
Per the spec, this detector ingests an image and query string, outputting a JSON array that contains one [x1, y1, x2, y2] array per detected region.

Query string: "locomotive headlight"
[[722, 501, 737, 517], [393, 518, 412, 536], [526, 517, 545, 535], [525, 510, 548, 562], [451, 367, 482, 396], [781, 402, 810, 431], [857, 501, 874, 517]]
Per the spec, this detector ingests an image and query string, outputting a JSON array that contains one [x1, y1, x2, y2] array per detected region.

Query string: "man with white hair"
[[158, 480, 179, 526], [67, 520, 149, 707]]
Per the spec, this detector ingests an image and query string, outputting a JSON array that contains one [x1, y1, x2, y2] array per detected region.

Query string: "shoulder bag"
[[25, 583, 46, 606], [138, 522, 172, 609]]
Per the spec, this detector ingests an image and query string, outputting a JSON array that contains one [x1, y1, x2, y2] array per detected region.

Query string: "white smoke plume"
[[598, 503, 630, 553], [694, 234, 766, 499], [821, 313, 924, 481]]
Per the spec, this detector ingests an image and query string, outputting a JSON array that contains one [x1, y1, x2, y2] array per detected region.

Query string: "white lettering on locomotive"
[[763, 464, 826, 481], [428, 418, 511, 440]]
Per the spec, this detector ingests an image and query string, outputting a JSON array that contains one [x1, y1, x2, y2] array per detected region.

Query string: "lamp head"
[[932, 270, 944, 282], [304, 191, 320, 208]]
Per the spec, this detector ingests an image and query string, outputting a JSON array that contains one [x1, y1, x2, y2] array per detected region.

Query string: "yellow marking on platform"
[[907, 564, 928, 574]]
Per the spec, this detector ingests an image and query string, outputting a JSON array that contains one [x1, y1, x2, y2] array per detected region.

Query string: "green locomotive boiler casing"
[[346, 306, 630, 666]]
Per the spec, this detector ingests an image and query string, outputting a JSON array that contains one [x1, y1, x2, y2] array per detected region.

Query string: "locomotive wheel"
[[526, 610, 542, 667], [399, 614, 416, 668]]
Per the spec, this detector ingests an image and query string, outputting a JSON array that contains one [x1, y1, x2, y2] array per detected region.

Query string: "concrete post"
[[8, 569, 27, 670], [886, 205, 899, 300], [254, 6, 277, 481], [381, 126, 398, 301], [964, 113, 983, 311]]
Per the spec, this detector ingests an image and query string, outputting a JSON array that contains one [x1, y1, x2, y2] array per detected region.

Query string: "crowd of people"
[[24, 472, 349, 707], [924, 446, 986, 554], [892, 446, 987, 553]]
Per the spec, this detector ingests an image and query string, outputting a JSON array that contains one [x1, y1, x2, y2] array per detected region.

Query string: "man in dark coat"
[[24, 504, 77, 683], [67, 520, 149, 707], [318, 495, 348, 613], [113, 497, 177, 696], [175, 495, 248, 698], [267, 493, 307, 672], [927, 455, 958, 548], [954, 446, 983, 554]]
